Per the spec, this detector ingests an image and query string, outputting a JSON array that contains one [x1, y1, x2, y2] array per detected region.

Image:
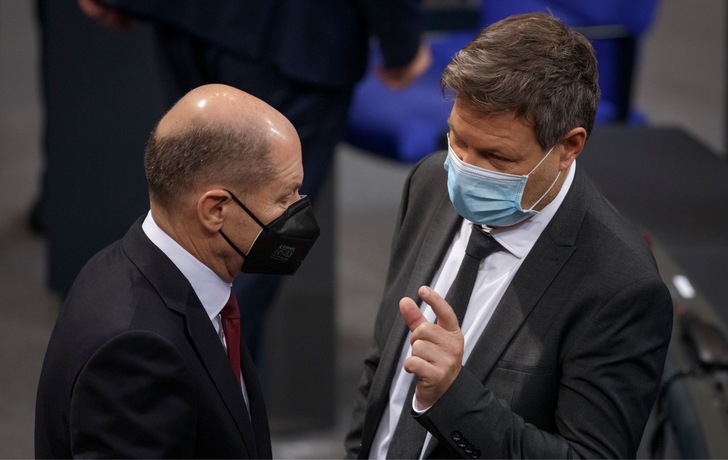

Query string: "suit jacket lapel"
[[422, 167, 589, 458], [404, 193, 463, 304], [383, 190, 461, 383], [361, 191, 461, 453], [240, 328, 272, 458], [185, 305, 260, 457], [462, 167, 589, 382], [122, 220, 260, 457], [464, 234, 576, 380]]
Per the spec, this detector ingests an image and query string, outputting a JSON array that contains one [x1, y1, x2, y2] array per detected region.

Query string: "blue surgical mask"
[[444, 138, 560, 227]]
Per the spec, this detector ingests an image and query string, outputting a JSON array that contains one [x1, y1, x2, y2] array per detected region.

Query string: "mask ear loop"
[[223, 189, 266, 228], [527, 169, 561, 211], [526, 144, 556, 175], [219, 189, 266, 260], [219, 229, 247, 260], [525, 144, 561, 211]]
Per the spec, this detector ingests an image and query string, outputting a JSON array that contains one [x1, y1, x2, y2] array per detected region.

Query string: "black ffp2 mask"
[[219, 190, 320, 275]]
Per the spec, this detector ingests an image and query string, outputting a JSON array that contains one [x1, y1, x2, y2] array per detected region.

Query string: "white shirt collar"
[[486, 160, 577, 259], [141, 211, 231, 321]]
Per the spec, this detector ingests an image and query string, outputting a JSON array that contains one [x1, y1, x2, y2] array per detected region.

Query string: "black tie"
[[446, 225, 502, 328], [386, 225, 501, 459]]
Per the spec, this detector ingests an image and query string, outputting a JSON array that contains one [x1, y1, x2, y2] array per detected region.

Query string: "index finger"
[[417, 286, 460, 332]]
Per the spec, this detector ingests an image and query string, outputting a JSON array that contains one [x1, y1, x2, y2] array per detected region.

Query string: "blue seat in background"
[[344, 31, 472, 163], [344, 0, 658, 163]]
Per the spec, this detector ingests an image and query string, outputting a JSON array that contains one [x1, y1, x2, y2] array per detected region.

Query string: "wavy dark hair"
[[442, 12, 600, 149]]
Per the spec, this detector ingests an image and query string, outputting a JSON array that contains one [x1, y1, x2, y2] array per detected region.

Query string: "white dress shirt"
[[141, 211, 249, 406], [370, 162, 577, 459]]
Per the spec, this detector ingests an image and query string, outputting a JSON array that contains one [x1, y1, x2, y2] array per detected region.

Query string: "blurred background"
[[1, 0, 727, 458]]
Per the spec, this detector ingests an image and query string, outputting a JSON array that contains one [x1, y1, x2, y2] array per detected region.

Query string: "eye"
[[449, 132, 465, 148], [280, 188, 301, 206], [488, 152, 512, 163]]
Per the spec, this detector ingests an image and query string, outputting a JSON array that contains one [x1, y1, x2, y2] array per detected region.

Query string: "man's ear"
[[197, 189, 232, 233], [559, 127, 587, 170]]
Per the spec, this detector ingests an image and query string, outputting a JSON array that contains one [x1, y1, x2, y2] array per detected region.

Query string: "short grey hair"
[[144, 122, 275, 210]]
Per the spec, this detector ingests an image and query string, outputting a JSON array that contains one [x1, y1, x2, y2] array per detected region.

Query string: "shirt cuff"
[[412, 393, 432, 414]]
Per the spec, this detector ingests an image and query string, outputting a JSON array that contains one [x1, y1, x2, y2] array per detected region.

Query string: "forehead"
[[267, 134, 303, 186], [448, 99, 538, 149]]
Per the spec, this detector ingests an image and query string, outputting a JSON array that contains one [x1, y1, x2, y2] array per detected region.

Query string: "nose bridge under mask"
[[241, 196, 320, 274], [448, 137, 555, 180], [444, 137, 561, 227]]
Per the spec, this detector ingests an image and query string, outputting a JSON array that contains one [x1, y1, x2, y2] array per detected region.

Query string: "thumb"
[[399, 296, 428, 332]]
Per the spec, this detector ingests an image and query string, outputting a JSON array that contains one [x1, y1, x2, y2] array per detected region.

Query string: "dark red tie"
[[220, 292, 242, 387]]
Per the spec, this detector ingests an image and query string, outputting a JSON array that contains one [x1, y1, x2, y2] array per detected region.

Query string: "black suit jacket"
[[105, 0, 422, 89], [35, 219, 270, 458], [346, 152, 673, 458]]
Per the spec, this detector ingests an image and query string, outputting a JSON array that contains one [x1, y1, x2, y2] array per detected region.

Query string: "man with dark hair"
[[346, 13, 672, 458], [35, 84, 320, 458]]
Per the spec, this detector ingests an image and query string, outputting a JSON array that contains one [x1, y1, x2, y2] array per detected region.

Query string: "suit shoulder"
[[412, 151, 447, 178], [575, 199, 663, 288], [52, 236, 167, 360]]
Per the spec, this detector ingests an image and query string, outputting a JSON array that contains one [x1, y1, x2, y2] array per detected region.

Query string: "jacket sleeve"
[[354, 0, 423, 69], [69, 330, 197, 458], [415, 276, 673, 458]]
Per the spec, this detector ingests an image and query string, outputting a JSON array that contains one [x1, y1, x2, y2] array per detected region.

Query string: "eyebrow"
[[447, 123, 463, 144], [447, 126, 510, 159]]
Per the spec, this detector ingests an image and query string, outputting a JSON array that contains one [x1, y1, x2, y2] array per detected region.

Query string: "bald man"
[[34, 84, 319, 458]]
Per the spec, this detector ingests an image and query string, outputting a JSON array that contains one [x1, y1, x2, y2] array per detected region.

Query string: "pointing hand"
[[400, 285, 464, 409]]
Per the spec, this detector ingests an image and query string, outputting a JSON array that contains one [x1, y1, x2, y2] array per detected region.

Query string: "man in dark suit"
[[76, 0, 431, 358], [345, 13, 673, 458], [35, 84, 320, 458]]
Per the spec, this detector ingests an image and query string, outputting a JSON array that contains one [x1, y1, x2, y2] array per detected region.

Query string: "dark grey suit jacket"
[[35, 219, 270, 458], [346, 151, 673, 458]]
